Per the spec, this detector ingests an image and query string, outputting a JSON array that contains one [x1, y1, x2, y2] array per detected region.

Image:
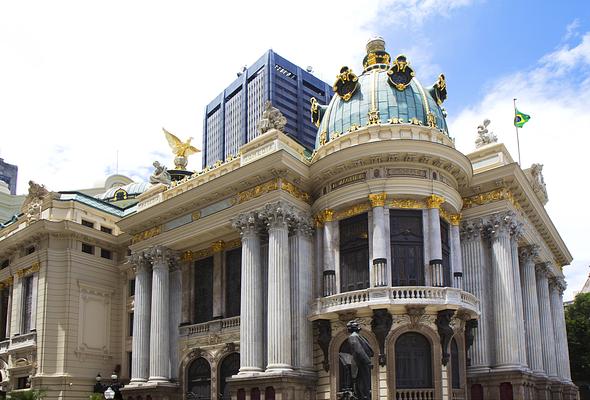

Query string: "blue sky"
[[0, 0, 589, 298]]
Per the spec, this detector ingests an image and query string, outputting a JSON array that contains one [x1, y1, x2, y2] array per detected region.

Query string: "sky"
[[1, 0, 589, 299]]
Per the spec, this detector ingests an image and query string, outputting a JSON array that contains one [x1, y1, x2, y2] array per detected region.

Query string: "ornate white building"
[[0, 38, 577, 400]]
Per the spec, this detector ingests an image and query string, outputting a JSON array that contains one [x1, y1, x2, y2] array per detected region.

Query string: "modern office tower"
[[0, 159, 18, 195], [202, 50, 332, 168]]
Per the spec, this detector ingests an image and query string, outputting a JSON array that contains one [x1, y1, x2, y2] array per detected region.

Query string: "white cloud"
[[449, 32, 590, 301]]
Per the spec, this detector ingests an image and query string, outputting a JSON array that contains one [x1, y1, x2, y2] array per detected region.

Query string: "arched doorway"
[[187, 357, 211, 399], [218, 353, 240, 400], [395, 332, 433, 397]]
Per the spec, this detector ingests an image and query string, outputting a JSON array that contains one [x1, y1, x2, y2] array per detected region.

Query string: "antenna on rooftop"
[[306, 66, 314, 73]]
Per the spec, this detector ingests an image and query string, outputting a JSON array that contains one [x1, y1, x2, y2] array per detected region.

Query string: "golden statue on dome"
[[163, 128, 200, 170]]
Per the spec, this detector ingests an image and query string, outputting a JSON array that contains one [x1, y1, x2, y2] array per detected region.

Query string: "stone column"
[[148, 245, 172, 382], [518, 245, 544, 375], [212, 240, 225, 319], [314, 223, 324, 298], [10, 276, 21, 336], [510, 224, 527, 368], [485, 212, 520, 368], [549, 277, 572, 381], [30, 273, 38, 331], [321, 209, 337, 296], [369, 193, 387, 287], [449, 215, 462, 289], [292, 216, 314, 372], [460, 219, 490, 369], [232, 212, 264, 374], [264, 202, 293, 372], [168, 262, 182, 380], [536, 262, 558, 377], [130, 252, 152, 384], [426, 195, 444, 286], [180, 252, 192, 325]]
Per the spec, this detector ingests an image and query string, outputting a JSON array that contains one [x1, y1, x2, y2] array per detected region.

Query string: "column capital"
[[145, 245, 177, 268], [318, 208, 334, 224], [549, 276, 567, 294], [511, 220, 525, 240], [232, 211, 263, 236], [535, 261, 552, 277], [519, 244, 540, 264], [459, 218, 484, 241], [426, 194, 445, 209], [211, 240, 225, 253], [368, 193, 387, 208], [449, 213, 461, 226], [261, 201, 295, 229], [292, 214, 314, 237], [129, 251, 151, 273], [482, 211, 516, 239]]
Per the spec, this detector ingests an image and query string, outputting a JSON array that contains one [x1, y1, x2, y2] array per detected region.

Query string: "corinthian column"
[[510, 223, 527, 368], [536, 263, 557, 377], [519, 245, 544, 374], [263, 202, 293, 372], [130, 252, 151, 384], [485, 212, 520, 368], [148, 246, 173, 382], [321, 209, 337, 296], [460, 219, 489, 370], [549, 277, 572, 381], [449, 214, 462, 289], [369, 193, 388, 287], [232, 212, 264, 374], [169, 262, 181, 380], [426, 195, 444, 286]]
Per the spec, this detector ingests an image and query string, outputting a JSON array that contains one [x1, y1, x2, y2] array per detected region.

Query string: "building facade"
[[202, 50, 332, 168], [0, 38, 577, 400], [0, 159, 18, 196]]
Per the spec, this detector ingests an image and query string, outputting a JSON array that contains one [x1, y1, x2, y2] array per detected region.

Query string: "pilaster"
[[426, 194, 444, 286]]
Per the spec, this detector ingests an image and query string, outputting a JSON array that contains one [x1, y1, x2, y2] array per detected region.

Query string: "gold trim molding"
[[390, 198, 426, 209], [426, 194, 445, 209], [280, 180, 311, 204], [368, 193, 387, 208], [462, 188, 518, 210], [16, 262, 41, 278], [211, 240, 225, 253], [335, 203, 371, 220], [132, 225, 162, 245], [0, 277, 14, 289], [237, 179, 279, 204]]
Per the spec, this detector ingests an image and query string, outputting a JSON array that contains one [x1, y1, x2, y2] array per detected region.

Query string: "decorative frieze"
[[16, 262, 41, 278], [426, 194, 445, 209], [462, 188, 519, 210], [131, 225, 162, 245]]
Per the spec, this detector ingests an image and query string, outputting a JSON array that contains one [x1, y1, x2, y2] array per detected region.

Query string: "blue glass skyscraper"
[[202, 50, 332, 168]]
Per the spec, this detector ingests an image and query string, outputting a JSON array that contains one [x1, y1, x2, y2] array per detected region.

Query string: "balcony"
[[310, 286, 479, 320], [179, 316, 240, 338], [2, 332, 37, 353]]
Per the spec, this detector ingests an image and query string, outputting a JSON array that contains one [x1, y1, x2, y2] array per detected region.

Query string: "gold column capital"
[[449, 213, 462, 226], [368, 193, 387, 208], [426, 194, 445, 209], [211, 240, 225, 253], [181, 250, 194, 262], [320, 209, 335, 223]]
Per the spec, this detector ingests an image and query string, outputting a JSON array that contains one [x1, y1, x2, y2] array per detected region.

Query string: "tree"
[[6, 389, 46, 400], [565, 292, 590, 382]]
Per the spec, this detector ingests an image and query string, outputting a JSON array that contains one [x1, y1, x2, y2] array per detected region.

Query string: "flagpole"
[[513, 98, 522, 166]]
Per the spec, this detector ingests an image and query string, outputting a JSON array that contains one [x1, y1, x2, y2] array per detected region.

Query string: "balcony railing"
[[310, 287, 479, 319], [395, 388, 435, 399], [179, 316, 240, 337]]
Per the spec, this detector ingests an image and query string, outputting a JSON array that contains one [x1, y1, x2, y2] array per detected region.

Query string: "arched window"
[[339, 214, 369, 292], [451, 338, 460, 389], [390, 210, 424, 286], [113, 189, 127, 201], [219, 353, 240, 400], [187, 357, 211, 399], [395, 332, 432, 389]]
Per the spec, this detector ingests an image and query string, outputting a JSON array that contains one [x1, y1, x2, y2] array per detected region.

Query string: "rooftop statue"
[[475, 118, 497, 148], [163, 128, 200, 170], [256, 101, 287, 134], [20, 181, 57, 224], [149, 161, 172, 186]]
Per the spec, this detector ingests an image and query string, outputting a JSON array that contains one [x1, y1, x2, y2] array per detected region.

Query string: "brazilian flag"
[[514, 109, 531, 128]]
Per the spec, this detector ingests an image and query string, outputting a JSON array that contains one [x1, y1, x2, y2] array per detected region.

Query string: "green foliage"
[[89, 394, 104, 400], [7, 389, 46, 400], [565, 292, 590, 382]]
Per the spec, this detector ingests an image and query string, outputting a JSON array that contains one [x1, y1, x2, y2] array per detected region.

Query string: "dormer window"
[[114, 189, 128, 201]]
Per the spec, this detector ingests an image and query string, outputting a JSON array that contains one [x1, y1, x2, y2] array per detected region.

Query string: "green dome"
[[313, 38, 449, 149]]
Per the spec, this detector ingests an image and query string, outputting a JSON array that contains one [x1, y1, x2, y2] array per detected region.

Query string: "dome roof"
[[96, 181, 150, 202], [312, 37, 449, 149]]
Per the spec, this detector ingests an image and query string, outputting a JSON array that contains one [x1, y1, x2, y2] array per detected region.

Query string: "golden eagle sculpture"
[[163, 128, 200, 170]]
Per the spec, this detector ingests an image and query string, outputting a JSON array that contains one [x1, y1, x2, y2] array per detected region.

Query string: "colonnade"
[[460, 211, 571, 382]]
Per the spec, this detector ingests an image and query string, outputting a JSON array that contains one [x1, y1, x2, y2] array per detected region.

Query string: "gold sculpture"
[[163, 128, 200, 170]]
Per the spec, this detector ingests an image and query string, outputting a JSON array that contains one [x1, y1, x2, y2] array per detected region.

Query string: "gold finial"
[[368, 193, 387, 207], [363, 36, 391, 70], [426, 194, 445, 209], [163, 128, 201, 170], [366, 36, 386, 53]]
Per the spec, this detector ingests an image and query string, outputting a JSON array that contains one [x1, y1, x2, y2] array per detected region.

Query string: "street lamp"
[[104, 387, 115, 400]]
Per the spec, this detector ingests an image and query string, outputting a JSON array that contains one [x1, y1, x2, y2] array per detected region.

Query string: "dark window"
[[81, 219, 94, 228], [265, 387, 275, 400], [451, 338, 460, 389], [471, 384, 484, 400], [225, 248, 241, 318], [22, 276, 33, 333], [129, 279, 135, 296], [127, 352, 132, 379], [194, 257, 214, 323], [82, 243, 94, 255], [395, 332, 432, 389], [0, 287, 9, 340], [441, 220, 451, 287], [128, 312, 134, 336], [100, 248, 112, 260], [390, 210, 424, 286], [219, 353, 240, 400], [25, 246, 35, 255], [500, 382, 513, 400], [339, 213, 369, 292], [1, 259, 9, 270], [16, 377, 28, 389], [251, 388, 260, 400], [187, 357, 211, 399], [101, 226, 113, 234]]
